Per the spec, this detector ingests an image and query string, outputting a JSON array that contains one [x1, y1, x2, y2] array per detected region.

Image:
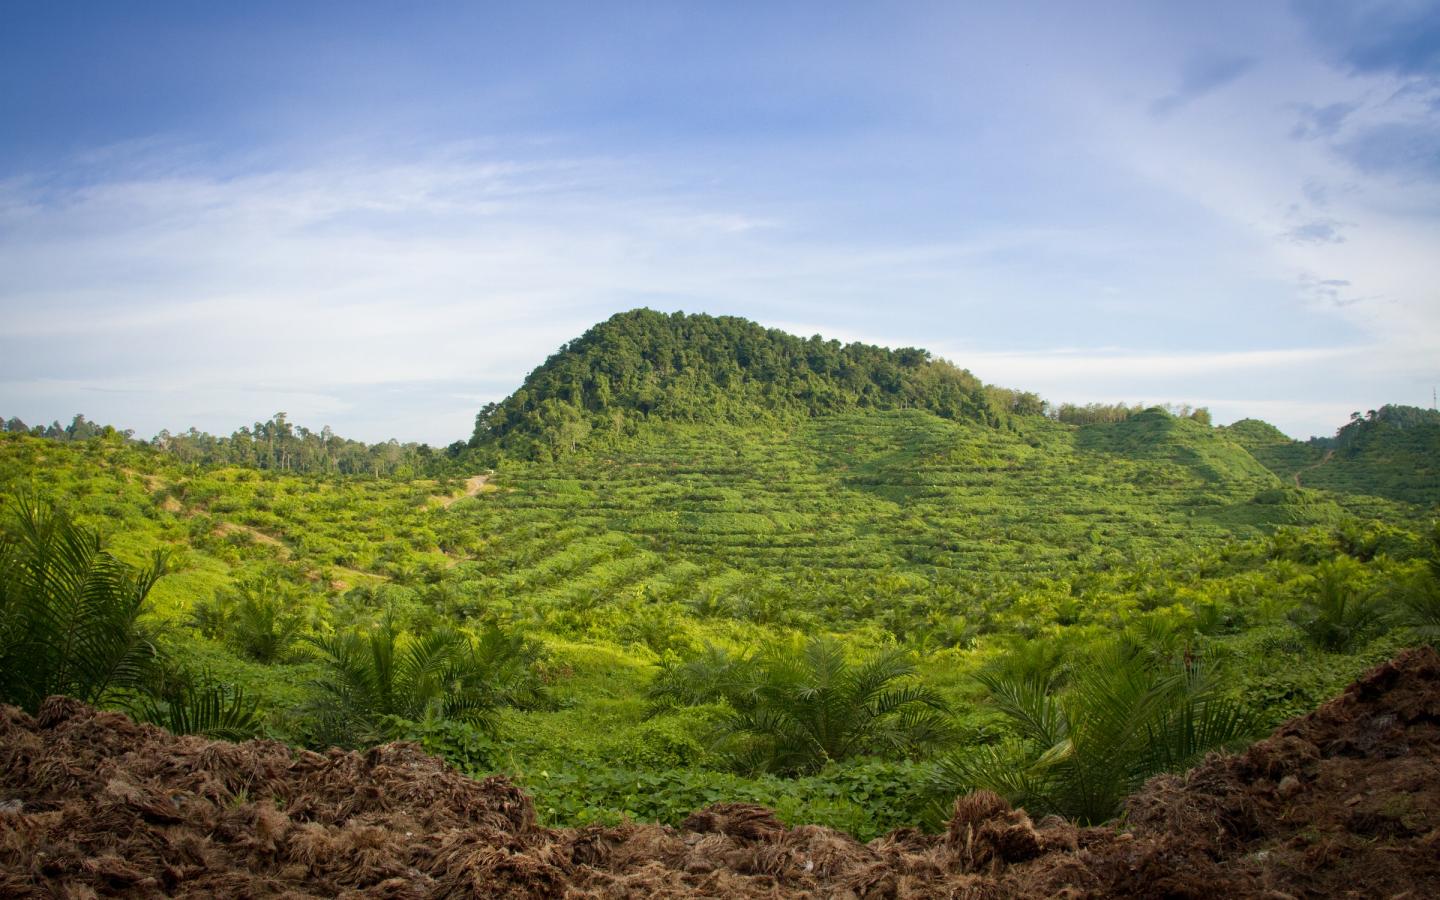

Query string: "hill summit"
[[470, 310, 1042, 456]]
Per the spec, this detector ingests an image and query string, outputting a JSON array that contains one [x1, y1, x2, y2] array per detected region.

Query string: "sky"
[[2, 1, 1438, 443]]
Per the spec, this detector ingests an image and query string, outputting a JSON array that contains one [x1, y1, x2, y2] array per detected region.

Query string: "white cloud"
[[2, 108, 1434, 445]]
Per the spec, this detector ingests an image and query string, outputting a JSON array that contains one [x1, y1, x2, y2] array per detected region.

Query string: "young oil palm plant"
[[1290, 558, 1386, 652], [695, 636, 951, 776], [136, 668, 263, 741], [0, 495, 165, 712], [306, 618, 548, 747], [646, 642, 756, 713], [1397, 526, 1440, 645], [938, 642, 1256, 825], [1398, 576, 1440, 644], [197, 572, 309, 663]]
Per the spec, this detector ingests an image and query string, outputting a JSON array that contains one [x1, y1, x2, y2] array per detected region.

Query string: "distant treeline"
[[1328, 405, 1440, 450], [1050, 402, 1212, 427], [1, 413, 459, 478]]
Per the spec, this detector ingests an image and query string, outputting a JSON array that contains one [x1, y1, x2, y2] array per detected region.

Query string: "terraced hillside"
[[446, 408, 1358, 636]]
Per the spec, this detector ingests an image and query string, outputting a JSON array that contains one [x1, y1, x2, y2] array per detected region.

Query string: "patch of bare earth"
[[436, 475, 490, 509], [2, 648, 1438, 897], [213, 522, 291, 557]]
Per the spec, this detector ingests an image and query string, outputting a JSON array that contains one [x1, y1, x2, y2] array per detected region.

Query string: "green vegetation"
[[305, 618, 548, 747], [1289, 558, 1386, 652], [938, 635, 1256, 824], [138, 674, 262, 741], [0, 496, 260, 739], [653, 637, 950, 775], [2, 310, 1437, 839], [471, 309, 1042, 459], [0, 495, 164, 712], [2, 411, 457, 477], [1227, 405, 1440, 506]]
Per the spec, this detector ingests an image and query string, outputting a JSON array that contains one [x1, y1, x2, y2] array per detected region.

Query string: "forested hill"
[[1225, 405, 1440, 506], [470, 309, 1044, 456]]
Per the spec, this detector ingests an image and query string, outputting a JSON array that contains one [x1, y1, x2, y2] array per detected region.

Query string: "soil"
[[1293, 449, 1336, 488], [3, 647, 1438, 898], [437, 475, 490, 509], [213, 522, 291, 556]]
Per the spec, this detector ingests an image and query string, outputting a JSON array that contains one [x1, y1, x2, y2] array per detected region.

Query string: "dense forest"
[[469, 310, 1046, 459], [3, 311, 1438, 841]]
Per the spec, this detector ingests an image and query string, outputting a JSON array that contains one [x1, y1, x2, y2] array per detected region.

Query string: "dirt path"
[[436, 474, 490, 508], [1293, 449, 1335, 487], [214, 522, 291, 557]]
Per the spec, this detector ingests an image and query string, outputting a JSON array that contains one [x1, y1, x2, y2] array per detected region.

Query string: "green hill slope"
[[1226, 406, 1440, 507], [1222, 418, 1325, 483], [1076, 407, 1275, 484]]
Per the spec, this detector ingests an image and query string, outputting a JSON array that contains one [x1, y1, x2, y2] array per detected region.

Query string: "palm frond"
[[138, 676, 262, 741], [0, 495, 164, 712], [666, 635, 951, 775], [941, 641, 1262, 825]]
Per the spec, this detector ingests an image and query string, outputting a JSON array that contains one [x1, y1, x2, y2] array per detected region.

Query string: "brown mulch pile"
[[3, 647, 1438, 898]]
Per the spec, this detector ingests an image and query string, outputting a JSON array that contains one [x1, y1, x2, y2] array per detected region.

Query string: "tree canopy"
[[470, 309, 1044, 456]]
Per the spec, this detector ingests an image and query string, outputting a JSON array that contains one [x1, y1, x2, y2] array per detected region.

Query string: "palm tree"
[[937, 643, 1256, 825], [647, 642, 755, 712], [1397, 524, 1440, 645], [306, 618, 547, 747], [1291, 558, 1385, 652], [658, 636, 950, 775], [136, 670, 262, 741], [190, 572, 308, 663], [0, 495, 164, 712]]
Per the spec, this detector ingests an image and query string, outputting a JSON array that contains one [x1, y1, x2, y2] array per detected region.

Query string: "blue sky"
[[2, 1, 1437, 442]]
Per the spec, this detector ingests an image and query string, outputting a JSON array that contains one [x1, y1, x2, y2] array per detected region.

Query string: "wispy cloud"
[[2, 4, 1436, 444], [1337, 120, 1440, 180], [1149, 53, 1256, 117], [1289, 100, 1359, 139], [1284, 217, 1348, 243], [1292, 0, 1440, 80]]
